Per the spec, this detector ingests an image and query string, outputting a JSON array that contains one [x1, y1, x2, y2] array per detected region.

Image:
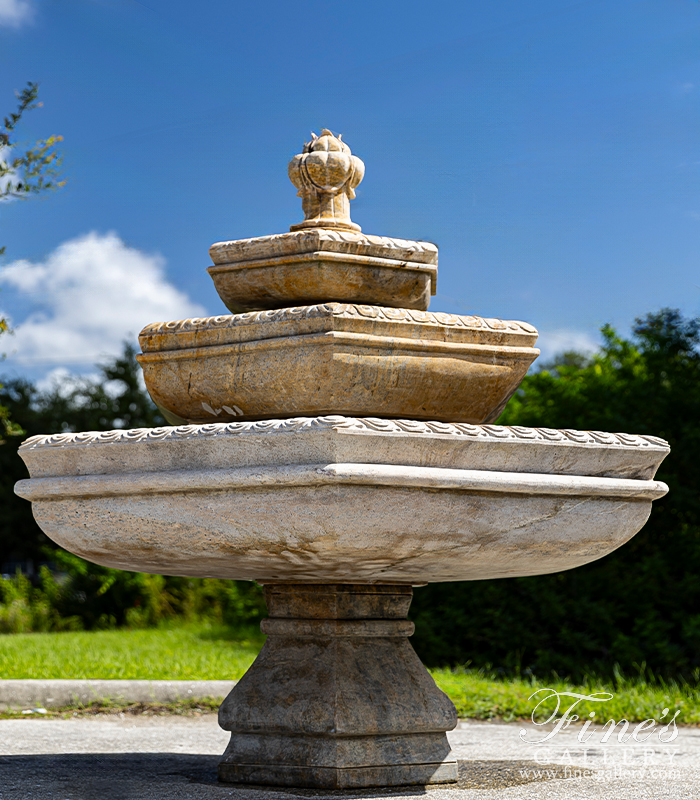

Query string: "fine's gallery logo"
[[519, 688, 680, 745]]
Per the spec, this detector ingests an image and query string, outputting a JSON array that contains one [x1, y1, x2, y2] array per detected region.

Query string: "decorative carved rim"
[[139, 304, 538, 337], [19, 416, 669, 451], [209, 229, 439, 265]]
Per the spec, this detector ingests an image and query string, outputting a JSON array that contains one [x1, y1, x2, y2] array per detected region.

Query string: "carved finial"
[[288, 129, 365, 232]]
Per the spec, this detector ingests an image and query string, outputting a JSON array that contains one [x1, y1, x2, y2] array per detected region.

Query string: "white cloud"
[[0, 0, 34, 27], [0, 146, 17, 197], [0, 231, 206, 368], [535, 328, 600, 363]]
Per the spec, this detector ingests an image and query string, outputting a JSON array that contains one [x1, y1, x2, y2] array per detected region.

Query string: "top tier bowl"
[[208, 229, 438, 313], [208, 129, 439, 313]]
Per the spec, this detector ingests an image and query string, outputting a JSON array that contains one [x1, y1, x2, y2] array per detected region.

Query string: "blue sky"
[[0, 0, 698, 383]]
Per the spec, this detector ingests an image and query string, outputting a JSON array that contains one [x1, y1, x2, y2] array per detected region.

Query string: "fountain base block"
[[218, 733, 457, 789], [217, 584, 458, 788]]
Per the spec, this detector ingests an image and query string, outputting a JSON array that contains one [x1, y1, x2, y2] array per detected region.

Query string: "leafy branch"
[[0, 81, 65, 224], [1, 82, 64, 437]]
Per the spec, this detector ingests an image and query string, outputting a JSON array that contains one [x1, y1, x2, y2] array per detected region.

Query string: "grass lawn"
[[1, 624, 698, 724], [431, 666, 699, 724], [0, 624, 264, 682]]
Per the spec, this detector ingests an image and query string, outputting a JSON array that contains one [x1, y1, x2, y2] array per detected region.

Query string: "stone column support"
[[218, 584, 458, 789]]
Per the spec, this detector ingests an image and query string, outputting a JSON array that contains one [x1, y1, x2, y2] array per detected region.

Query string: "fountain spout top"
[[288, 129, 365, 232]]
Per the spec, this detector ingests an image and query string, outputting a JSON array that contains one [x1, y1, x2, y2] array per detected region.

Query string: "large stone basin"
[[14, 416, 669, 789], [16, 416, 668, 583]]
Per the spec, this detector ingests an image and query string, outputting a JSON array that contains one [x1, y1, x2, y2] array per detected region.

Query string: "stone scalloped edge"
[[19, 416, 670, 451], [139, 303, 538, 337], [209, 229, 439, 262]]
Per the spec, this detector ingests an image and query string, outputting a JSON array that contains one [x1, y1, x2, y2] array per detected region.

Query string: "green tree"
[[0, 343, 165, 565], [0, 81, 64, 231], [410, 309, 700, 680], [0, 316, 22, 440], [1, 82, 65, 438]]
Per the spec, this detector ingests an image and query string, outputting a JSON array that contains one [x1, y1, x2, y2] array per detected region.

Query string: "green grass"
[[431, 666, 700, 725], [1, 625, 699, 724], [1, 699, 223, 719], [0, 623, 264, 681]]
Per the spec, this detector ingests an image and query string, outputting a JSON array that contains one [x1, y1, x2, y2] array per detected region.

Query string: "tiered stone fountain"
[[16, 130, 669, 789]]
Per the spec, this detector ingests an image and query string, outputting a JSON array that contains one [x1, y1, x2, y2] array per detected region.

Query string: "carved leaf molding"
[[20, 416, 669, 451], [140, 304, 538, 337]]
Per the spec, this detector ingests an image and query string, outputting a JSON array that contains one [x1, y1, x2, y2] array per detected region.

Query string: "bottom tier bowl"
[[14, 416, 669, 788]]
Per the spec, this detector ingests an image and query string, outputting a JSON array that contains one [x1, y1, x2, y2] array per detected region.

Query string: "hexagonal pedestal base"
[[217, 584, 458, 789]]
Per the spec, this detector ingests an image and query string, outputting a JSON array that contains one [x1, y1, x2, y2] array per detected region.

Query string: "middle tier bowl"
[[137, 303, 540, 424]]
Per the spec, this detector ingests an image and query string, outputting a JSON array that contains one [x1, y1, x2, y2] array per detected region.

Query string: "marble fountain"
[[15, 130, 669, 789]]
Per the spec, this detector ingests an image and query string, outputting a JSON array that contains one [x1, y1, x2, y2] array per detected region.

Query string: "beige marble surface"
[[16, 418, 668, 480], [137, 306, 539, 424], [15, 418, 669, 584], [206, 131, 441, 310], [209, 230, 438, 269], [207, 230, 438, 313], [218, 585, 457, 788], [287, 129, 364, 233]]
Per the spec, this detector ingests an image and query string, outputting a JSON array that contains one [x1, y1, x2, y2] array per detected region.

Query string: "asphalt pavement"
[[1, 715, 698, 799]]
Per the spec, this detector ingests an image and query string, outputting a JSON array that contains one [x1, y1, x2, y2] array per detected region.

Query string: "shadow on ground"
[[0, 754, 568, 799]]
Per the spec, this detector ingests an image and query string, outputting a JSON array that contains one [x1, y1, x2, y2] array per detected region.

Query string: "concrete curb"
[[0, 679, 236, 709]]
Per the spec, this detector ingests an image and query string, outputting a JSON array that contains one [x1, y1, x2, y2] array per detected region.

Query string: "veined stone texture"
[[209, 230, 438, 269], [15, 417, 669, 584], [207, 229, 438, 312], [218, 584, 458, 789], [139, 304, 537, 349], [208, 130, 436, 313], [136, 305, 539, 425], [18, 416, 668, 480], [287, 129, 365, 233]]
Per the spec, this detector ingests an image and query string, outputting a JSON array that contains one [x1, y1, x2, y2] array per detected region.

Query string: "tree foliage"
[[0, 318, 23, 440], [0, 82, 64, 215], [1, 82, 65, 437], [410, 309, 700, 680], [0, 344, 165, 562]]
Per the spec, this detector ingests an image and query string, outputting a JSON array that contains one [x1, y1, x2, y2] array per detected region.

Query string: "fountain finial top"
[[288, 129, 365, 232]]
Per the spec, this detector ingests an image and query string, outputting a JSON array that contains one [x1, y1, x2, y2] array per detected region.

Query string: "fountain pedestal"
[[218, 584, 458, 788]]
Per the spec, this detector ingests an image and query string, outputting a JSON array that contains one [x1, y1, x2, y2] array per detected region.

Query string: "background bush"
[[410, 309, 700, 680], [0, 557, 265, 635]]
